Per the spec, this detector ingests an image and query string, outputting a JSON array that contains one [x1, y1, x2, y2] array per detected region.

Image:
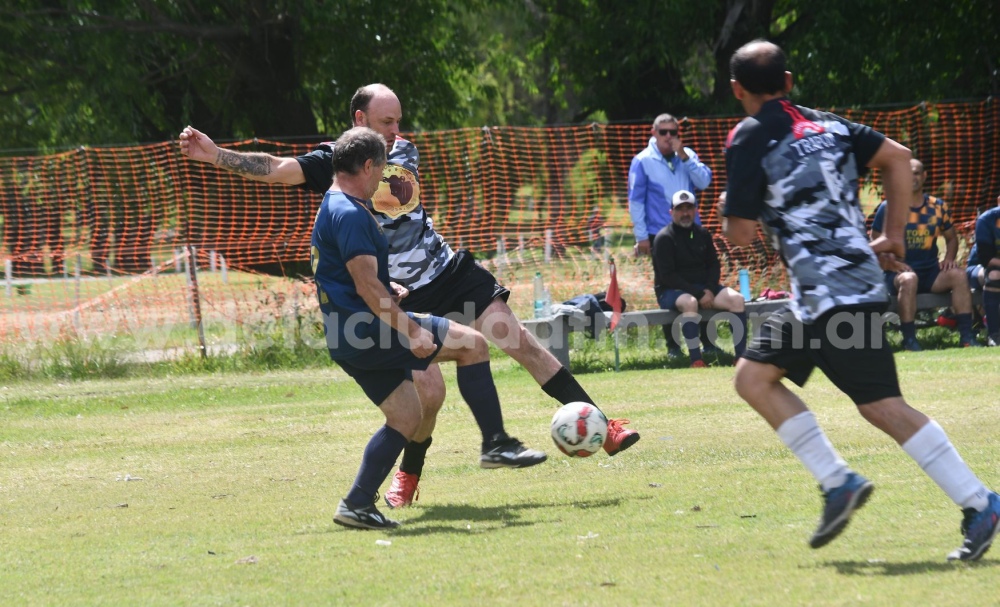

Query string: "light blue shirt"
[[627, 138, 712, 241]]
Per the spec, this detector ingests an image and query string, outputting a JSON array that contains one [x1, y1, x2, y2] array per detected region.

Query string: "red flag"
[[606, 257, 623, 331]]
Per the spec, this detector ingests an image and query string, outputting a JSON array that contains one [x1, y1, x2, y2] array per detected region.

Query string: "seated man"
[[966, 193, 1000, 346], [652, 190, 748, 367], [870, 158, 979, 350]]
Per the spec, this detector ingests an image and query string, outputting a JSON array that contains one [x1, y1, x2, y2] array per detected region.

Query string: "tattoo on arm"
[[215, 149, 273, 177]]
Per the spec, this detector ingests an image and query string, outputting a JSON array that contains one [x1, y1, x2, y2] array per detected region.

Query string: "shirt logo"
[[781, 100, 826, 140], [372, 164, 420, 219]]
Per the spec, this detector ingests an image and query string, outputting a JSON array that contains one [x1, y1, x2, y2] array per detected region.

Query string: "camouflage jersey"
[[724, 98, 888, 323], [297, 137, 455, 291]]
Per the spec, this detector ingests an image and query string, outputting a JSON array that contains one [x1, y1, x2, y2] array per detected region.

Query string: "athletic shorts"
[[656, 283, 725, 310], [332, 313, 450, 406], [884, 265, 939, 295], [401, 249, 510, 322], [967, 265, 984, 289], [742, 303, 902, 405]]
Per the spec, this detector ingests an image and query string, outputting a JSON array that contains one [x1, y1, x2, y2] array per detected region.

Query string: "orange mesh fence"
[[0, 100, 996, 350]]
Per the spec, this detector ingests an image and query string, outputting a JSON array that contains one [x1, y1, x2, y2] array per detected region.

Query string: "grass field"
[[2, 349, 998, 606]]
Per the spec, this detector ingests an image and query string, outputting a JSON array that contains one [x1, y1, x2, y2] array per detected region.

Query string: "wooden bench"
[[523, 291, 982, 368]]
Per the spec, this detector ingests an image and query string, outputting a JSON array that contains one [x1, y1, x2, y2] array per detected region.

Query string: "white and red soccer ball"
[[550, 402, 608, 457]]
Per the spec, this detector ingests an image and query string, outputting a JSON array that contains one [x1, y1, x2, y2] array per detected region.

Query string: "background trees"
[[0, 0, 996, 151]]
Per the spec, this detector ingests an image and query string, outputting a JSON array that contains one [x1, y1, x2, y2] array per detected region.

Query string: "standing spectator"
[[180, 84, 639, 511], [870, 159, 979, 350], [967, 193, 1000, 345], [653, 190, 747, 367], [722, 39, 998, 560], [628, 113, 713, 357], [314, 127, 545, 529]]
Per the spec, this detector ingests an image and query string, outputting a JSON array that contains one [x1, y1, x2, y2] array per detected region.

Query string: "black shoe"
[[333, 497, 400, 530], [480, 434, 547, 469]]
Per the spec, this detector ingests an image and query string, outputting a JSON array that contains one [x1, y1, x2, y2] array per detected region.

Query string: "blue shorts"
[[885, 265, 939, 295], [657, 283, 724, 310], [331, 313, 450, 406], [967, 265, 984, 289]]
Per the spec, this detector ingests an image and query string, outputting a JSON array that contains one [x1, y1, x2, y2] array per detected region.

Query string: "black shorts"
[[400, 250, 510, 322], [742, 303, 902, 405]]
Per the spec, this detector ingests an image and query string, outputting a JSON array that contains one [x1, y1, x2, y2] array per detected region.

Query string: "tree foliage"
[[0, 0, 996, 151]]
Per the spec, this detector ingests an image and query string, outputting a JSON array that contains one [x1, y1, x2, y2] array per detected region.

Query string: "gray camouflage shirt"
[[723, 98, 888, 323]]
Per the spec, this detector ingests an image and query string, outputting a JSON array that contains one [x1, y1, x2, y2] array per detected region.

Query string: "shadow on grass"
[[822, 558, 1000, 576], [387, 497, 628, 537]]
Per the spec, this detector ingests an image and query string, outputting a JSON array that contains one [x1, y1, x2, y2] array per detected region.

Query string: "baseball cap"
[[672, 190, 696, 208]]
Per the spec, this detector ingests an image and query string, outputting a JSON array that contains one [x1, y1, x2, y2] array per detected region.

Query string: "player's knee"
[[943, 266, 965, 285], [733, 364, 762, 401], [386, 407, 422, 440], [418, 381, 446, 413], [896, 272, 917, 295]]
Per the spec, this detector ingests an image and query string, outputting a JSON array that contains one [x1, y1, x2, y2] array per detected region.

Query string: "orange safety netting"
[[0, 100, 996, 348]]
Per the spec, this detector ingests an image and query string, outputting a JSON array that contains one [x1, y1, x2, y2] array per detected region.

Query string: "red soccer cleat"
[[691, 359, 707, 368], [384, 470, 420, 509], [603, 418, 640, 456]]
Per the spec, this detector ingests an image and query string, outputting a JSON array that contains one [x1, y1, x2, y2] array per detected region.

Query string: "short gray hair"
[[331, 127, 387, 175]]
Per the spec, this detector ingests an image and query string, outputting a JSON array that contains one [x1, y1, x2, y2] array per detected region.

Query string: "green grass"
[[1, 350, 998, 605]]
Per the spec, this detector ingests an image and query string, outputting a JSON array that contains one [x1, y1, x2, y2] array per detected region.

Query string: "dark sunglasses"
[[657, 128, 679, 137]]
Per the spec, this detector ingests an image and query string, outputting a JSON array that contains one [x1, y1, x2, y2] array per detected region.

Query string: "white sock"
[[902, 421, 989, 511], [776, 411, 849, 491]]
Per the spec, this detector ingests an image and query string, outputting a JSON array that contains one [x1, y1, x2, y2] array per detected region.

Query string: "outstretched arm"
[[178, 125, 306, 185]]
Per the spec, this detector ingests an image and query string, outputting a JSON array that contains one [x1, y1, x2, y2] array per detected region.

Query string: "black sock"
[[957, 312, 973, 341], [456, 361, 505, 449], [700, 322, 712, 348], [541, 367, 595, 405], [733, 311, 748, 357], [346, 425, 408, 507], [901, 321, 917, 341], [984, 290, 1000, 337], [663, 325, 682, 351], [682, 319, 702, 361], [399, 436, 432, 477]]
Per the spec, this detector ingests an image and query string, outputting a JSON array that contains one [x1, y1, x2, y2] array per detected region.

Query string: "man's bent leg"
[[434, 320, 547, 468], [931, 267, 976, 344], [336, 381, 420, 529], [472, 298, 639, 455], [895, 272, 920, 349], [386, 364, 445, 509]]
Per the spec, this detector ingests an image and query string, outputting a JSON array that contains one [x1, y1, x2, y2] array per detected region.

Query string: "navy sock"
[[682, 319, 701, 361], [733, 311, 749, 357], [541, 367, 595, 405], [399, 436, 432, 477], [984, 290, 1000, 336], [346, 425, 408, 507], [901, 321, 917, 341], [956, 312, 973, 341], [456, 361, 505, 449]]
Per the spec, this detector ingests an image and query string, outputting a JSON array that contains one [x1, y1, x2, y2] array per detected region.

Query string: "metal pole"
[[186, 245, 207, 358]]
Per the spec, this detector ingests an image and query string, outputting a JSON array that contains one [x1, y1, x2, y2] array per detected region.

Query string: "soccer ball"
[[550, 402, 608, 457]]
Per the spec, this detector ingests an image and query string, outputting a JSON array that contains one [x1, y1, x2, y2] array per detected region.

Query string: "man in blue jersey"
[[870, 159, 978, 350], [180, 84, 639, 511], [721, 39, 999, 561], [967, 194, 1000, 346], [312, 127, 545, 530], [628, 113, 714, 357]]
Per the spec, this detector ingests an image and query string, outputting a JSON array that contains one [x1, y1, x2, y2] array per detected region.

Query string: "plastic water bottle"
[[533, 271, 548, 318], [738, 269, 751, 301]]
